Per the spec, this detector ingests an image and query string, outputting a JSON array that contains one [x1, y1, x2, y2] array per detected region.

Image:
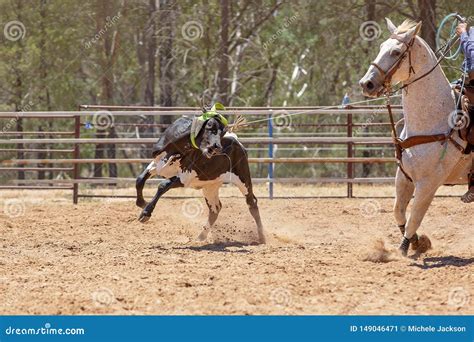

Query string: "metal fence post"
[[268, 110, 274, 199], [347, 112, 353, 198], [72, 114, 80, 204]]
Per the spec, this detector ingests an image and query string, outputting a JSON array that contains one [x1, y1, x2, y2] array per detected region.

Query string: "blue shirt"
[[461, 27, 474, 72]]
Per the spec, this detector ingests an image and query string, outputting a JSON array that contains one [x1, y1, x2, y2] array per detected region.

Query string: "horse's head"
[[359, 18, 422, 97], [196, 117, 226, 159]]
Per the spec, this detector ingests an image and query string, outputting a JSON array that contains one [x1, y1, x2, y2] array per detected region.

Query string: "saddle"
[[453, 82, 474, 152]]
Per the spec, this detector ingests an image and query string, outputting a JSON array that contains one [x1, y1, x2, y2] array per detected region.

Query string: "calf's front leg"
[[138, 176, 183, 223], [136, 168, 151, 209]]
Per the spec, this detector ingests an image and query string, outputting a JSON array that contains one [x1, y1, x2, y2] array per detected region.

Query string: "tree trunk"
[[217, 0, 230, 104], [145, 0, 157, 107], [159, 0, 175, 126], [362, 0, 376, 178], [139, 0, 158, 169], [417, 0, 436, 50], [38, 0, 51, 180], [263, 65, 278, 107], [13, 0, 25, 181], [94, 0, 121, 179]]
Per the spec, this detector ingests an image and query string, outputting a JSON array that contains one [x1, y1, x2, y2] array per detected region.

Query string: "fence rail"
[[0, 105, 404, 202]]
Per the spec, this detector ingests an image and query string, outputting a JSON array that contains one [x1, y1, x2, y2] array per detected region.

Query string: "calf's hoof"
[[138, 211, 151, 223], [197, 229, 210, 241]]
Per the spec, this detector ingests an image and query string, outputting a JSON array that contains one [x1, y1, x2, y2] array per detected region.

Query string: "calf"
[[135, 116, 265, 244]]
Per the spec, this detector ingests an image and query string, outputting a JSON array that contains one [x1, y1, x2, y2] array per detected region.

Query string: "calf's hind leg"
[[245, 192, 265, 244], [138, 177, 183, 223], [198, 185, 222, 241], [230, 166, 265, 244]]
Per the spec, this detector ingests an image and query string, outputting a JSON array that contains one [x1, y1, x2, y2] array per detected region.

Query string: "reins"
[[393, 36, 460, 95]]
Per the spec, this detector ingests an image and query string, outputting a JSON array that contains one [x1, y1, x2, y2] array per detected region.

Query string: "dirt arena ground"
[[0, 185, 472, 315]]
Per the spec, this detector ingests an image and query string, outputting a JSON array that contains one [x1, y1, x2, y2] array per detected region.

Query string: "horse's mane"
[[395, 19, 419, 34]]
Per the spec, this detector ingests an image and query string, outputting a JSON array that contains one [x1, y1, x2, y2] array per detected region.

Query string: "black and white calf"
[[135, 116, 265, 244]]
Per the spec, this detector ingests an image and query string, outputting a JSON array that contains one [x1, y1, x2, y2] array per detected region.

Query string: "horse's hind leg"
[[394, 168, 415, 235], [198, 185, 222, 241], [399, 181, 437, 256]]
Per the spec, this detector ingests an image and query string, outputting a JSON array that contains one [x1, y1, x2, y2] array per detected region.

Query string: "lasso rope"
[[238, 94, 402, 127], [436, 13, 465, 60]]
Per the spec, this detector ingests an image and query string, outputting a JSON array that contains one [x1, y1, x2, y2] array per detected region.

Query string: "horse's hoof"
[[399, 237, 410, 256], [136, 199, 148, 209], [410, 234, 419, 251], [138, 212, 151, 223], [414, 234, 432, 253]]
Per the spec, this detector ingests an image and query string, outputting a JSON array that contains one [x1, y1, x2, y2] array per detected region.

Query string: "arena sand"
[[0, 187, 472, 315]]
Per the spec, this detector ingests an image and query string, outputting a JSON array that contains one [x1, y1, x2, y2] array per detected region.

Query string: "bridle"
[[369, 32, 467, 182], [370, 33, 417, 97]]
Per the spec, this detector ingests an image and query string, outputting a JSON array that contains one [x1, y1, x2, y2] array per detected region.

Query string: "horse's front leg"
[[138, 177, 183, 223], [394, 167, 415, 235], [399, 181, 437, 256]]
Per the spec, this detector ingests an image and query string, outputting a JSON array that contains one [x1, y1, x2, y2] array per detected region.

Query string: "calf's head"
[[196, 117, 226, 158]]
